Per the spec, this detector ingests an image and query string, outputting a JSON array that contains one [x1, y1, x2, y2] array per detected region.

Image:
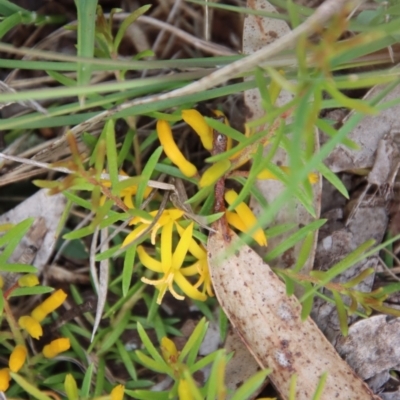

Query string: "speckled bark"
[[207, 220, 381, 400]]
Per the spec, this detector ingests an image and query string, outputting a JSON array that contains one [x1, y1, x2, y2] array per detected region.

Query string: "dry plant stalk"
[[207, 221, 381, 400]]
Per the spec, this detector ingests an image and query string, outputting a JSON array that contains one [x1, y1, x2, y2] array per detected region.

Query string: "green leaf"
[[300, 239, 375, 303], [0, 264, 37, 273], [74, 0, 97, 104], [293, 231, 317, 272], [9, 286, 54, 297], [117, 339, 137, 380], [122, 244, 137, 297], [205, 350, 226, 400], [333, 291, 349, 336], [135, 351, 170, 375], [99, 312, 130, 354], [81, 363, 95, 398], [136, 146, 163, 207], [204, 117, 245, 143], [105, 119, 119, 190], [0, 218, 34, 262], [265, 219, 326, 262], [136, 322, 169, 371], [113, 5, 151, 52], [180, 318, 207, 364], [10, 372, 53, 400], [230, 369, 271, 400], [300, 282, 314, 320]]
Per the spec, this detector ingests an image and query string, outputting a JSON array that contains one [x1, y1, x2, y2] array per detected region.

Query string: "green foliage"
[[2, 1, 400, 399]]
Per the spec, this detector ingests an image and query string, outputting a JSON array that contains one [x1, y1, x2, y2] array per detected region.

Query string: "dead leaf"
[[207, 219, 380, 400]]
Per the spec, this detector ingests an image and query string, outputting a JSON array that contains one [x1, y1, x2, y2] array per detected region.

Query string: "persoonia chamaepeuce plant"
[[3, 0, 400, 398]]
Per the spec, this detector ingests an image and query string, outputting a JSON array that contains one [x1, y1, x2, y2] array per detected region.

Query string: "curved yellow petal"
[[182, 109, 213, 150], [137, 246, 163, 272], [225, 190, 267, 246], [123, 194, 135, 209], [157, 120, 198, 177], [122, 224, 148, 247], [174, 271, 207, 301], [172, 223, 193, 269], [167, 209, 185, 221], [199, 159, 231, 188], [175, 223, 206, 260], [161, 221, 173, 271], [180, 261, 201, 276], [225, 211, 247, 233]]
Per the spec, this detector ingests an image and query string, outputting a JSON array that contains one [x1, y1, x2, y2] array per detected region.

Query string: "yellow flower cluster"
[[0, 289, 71, 392]]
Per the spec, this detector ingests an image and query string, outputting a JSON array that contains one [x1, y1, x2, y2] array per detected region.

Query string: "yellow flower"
[[157, 120, 198, 177], [0, 368, 10, 391], [123, 208, 184, 247], [181, 109, 213, 150], [110, 384, 125, 400], [18, 316, 43, 339], [9, 345, 27, 373], [0, 276, 3, 289], [224, 190, 267, 246], [18, 274, 39, 288], [31, 289, 67, 322], [138, 222, 207, 304], [43, 338, 71, 358]]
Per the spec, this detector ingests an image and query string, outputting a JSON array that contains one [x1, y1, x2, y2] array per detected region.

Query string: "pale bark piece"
[[0, 189, 66, 277], [244, 0, 322, 273], [336, 315, 400, 381], [324, 77, 400, 173], [207, 221, 381, 400]]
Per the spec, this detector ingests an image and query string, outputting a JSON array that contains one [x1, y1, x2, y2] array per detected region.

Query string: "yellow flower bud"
[[160, 337, 178, 365], [0, 368, 10, 391], [64, 374, 79, 400], [18, 316, 43, 339], [18, 274, 39, 288], [199, 159, 231, 188], [31, 289, 67, 322], [224, 190, 267, 246], [9, 345, 27, 373], [43, 338, 70, 358], [157, 120, 198, 177], [182, 109, 213, 150], [111, 384, 125, 400]]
